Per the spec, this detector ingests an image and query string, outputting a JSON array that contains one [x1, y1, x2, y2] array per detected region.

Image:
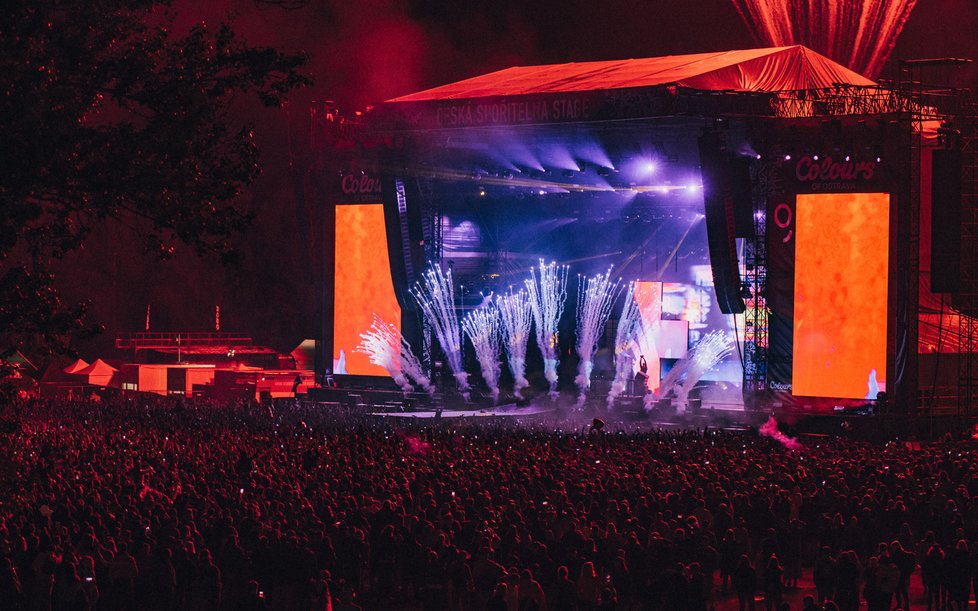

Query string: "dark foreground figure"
[[1, 396, 976, 610]]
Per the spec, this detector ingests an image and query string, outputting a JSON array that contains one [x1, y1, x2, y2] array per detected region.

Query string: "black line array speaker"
[[728, 156, 755, 238], [931, 148, 962, 293], [699, 132, 746, 314]]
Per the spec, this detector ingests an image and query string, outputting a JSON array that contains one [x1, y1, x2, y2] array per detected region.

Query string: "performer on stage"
[[635, 355, 649, 393]]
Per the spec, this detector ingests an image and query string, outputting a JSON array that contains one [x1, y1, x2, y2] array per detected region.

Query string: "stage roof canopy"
[[388, 45, 876, 103]]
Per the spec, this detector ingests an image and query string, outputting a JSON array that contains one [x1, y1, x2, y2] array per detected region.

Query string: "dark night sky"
[[60, 0, 978, 358]]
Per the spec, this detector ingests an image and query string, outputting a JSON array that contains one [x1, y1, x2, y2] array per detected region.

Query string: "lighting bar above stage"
[[383, 163, 699, 196]]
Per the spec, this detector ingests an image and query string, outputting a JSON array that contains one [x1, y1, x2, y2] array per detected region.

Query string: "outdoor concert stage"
[[316, 46, 977, 416]]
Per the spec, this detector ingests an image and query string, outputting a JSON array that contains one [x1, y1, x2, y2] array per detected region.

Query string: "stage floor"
[[368, 403, 554, 418]]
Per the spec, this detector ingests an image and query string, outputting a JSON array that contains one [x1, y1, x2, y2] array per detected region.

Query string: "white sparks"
[[356, 314, 433, 395], [497, 288, 533, 398], [607, 282, 643, 407], [412, 264, 470, 398], [526, 260, 569, 397], [574, 268, 623, 406], [462, 300, 503, 402], [649, 330, 733, 413]]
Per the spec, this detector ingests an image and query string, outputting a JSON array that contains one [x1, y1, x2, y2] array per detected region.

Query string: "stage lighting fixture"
[[740, 283, 753, 300], [597, 167, 611, 177], [812, 155, 819, 161], [784, 154, 792, 161], [478, 189, 486, 197]]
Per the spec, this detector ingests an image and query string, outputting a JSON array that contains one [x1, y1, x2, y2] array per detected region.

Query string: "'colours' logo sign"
[[341, 173, 382, 195], [794, 156, 876, 183]]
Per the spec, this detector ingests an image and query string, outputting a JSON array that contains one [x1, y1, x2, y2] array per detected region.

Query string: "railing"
[[115, 332, 253, 350]]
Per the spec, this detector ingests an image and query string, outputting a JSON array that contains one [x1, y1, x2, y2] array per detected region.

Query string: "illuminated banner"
[[765, 144, 892, 404], [372, 88, 775, 130]]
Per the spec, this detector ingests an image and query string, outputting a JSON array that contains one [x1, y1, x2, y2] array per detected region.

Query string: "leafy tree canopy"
[[0, 0, 309, 365]]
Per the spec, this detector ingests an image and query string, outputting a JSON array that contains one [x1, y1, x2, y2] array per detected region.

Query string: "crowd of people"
[[2, 395, 978, 610]]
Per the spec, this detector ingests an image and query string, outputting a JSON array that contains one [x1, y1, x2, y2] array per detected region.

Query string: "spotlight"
[[756, 154, 762, 160], [845, 155, 851, 162], [538, 189, 546, 196], [784, 154, 792, 161], [478, 189, 486, 197], [813, 155, 819, 161]]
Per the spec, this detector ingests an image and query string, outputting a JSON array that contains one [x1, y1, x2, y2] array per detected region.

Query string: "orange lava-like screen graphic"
[[333, 204, 401, 376], [792, 193, 889, 399]]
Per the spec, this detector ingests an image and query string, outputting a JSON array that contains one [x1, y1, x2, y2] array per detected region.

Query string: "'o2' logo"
[[774, 203, 792, 243]]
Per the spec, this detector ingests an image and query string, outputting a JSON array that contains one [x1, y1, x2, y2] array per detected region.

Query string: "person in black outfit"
[[634, 356, 649, 393], [732, 554, 756, 611], [762, 555, 784, 611]]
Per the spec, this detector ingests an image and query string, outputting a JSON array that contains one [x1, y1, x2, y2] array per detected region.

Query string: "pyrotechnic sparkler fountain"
[[648, 330, 733, 414], [608, 282, 643, 407], [497, 289, 533, 398], [729, 0, 918, 78], [356, 314, 433, 395], [574, 268, 622, 406], [412, 264, 470, 399], [526, 260, 569, 398], [462, 301, 503, 402]]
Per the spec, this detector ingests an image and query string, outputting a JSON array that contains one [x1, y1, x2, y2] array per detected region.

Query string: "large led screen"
[[333, 204, 400, 376], [792, 193, 889, 399]]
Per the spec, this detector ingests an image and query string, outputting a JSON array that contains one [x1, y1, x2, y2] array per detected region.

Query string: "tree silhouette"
[[0, 0, 309, 366]]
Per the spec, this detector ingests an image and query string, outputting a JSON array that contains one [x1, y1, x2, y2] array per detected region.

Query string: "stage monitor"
[[792, 193, 889, 399], [332, 203, 401, 376]]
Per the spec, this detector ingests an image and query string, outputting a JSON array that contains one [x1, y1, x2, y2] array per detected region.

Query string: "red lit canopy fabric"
[[388, 46, 875, 103], [63, 358, 90, 374], [73, 358, 118, 386]]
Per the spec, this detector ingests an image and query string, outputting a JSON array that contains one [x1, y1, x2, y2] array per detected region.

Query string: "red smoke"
[[759, 416, 802, 452]]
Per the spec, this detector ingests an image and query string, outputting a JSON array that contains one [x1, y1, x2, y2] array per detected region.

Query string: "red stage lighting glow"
[[729, 0, 918, 78]]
